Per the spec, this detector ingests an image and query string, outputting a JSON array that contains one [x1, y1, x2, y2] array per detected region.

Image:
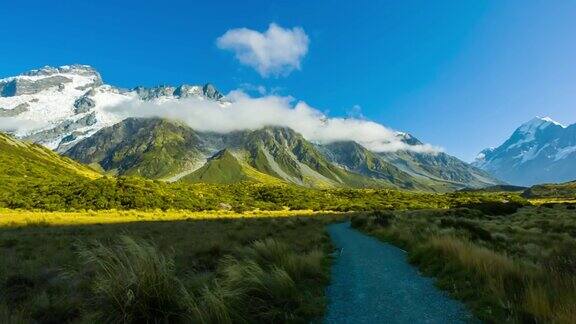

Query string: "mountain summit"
[[473, 116, 576, 186], [0, 65, 227, 151]]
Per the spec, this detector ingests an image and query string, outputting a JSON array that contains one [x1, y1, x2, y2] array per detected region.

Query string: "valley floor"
[[2, 202, 575, 323]]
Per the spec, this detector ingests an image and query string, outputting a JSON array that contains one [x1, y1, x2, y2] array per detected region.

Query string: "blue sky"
[[1, 1, 575, 161]]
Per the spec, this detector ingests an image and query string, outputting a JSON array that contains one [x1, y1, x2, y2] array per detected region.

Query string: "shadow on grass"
[[0, 213, 347, 323]]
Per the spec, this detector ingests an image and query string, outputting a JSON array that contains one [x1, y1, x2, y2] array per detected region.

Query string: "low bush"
[[372, 211, 395, 227], [350, 215, 368, 228], [543, 241, 576, 275], [212, 238, 327, 323]]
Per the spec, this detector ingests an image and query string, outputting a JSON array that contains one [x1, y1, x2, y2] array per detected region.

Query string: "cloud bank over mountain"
[[105, 90, 441, 153], [216, 23, 309, 77]]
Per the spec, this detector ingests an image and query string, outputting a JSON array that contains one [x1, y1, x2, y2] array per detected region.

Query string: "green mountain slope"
[[65, 120, 387, 188], [182, 149, 284, 184], [319, 141, 439, 190], [228, 127, 385, 188], [380, 150, 501, 188], [63, 118, 501, 191], [0, 132, 100, 183], [65, 118, 209, 179], [320, 139, 502, 191]]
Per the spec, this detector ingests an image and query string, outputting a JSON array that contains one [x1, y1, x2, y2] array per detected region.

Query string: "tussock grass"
[[74, 236, 328, 323], [76, 236, 200, 322], [199, 238, 328, 323]]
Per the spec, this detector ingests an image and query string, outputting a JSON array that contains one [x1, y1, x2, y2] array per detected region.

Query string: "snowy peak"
[[0, 64, 228, 151], [538, 116, 565, 127], [474, 116, 576, 186], [517, 116, 564, 134], [22, 64, 102, 80], [0, 64, 102, 97], [396, 132, 423, 146]]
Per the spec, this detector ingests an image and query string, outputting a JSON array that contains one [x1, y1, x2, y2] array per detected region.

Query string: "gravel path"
[[325, 222, 475, 323]]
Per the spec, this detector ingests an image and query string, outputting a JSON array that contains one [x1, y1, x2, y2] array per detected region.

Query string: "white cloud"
[[0, 117, 45, 135], [104, 91, 441, 154], [346, 105, 365, 119], [238, 83, 268, 96], [216, 23, 309, 77]]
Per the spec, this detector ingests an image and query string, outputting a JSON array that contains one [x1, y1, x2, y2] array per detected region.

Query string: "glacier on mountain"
[[474, 116, 576, 185], [0, 65, 226, 151]]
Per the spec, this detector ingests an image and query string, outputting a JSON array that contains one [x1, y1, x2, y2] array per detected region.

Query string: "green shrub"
[[350, 215, 367, 228], [443, 207, 484, 219], [371, 211, 395, 227]]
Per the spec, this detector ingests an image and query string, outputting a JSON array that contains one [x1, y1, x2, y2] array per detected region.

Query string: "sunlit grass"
[[0, 208, 337, 227], [529, 198, 576, 205]]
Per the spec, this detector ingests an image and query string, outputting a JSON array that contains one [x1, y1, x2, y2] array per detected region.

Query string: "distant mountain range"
[[474, 117, 576, 186], [0, 65, 501, 191]]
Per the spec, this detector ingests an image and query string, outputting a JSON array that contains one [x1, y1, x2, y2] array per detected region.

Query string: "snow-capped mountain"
[[473, 117, 576, 186], [0, 65, 226, 151], [1, 64, 501, 190]]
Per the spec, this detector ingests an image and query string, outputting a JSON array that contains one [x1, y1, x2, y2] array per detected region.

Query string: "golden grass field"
[[0, 208, 338, 227]]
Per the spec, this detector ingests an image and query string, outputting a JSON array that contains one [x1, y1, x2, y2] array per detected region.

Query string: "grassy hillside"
[[235, 127, 387, 188], [67, 119, 464, 189], [0, 130, 526, 212], [182, 149, 284, 185], [321, 141, 454, 191], [0, 132, 99, 184]]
